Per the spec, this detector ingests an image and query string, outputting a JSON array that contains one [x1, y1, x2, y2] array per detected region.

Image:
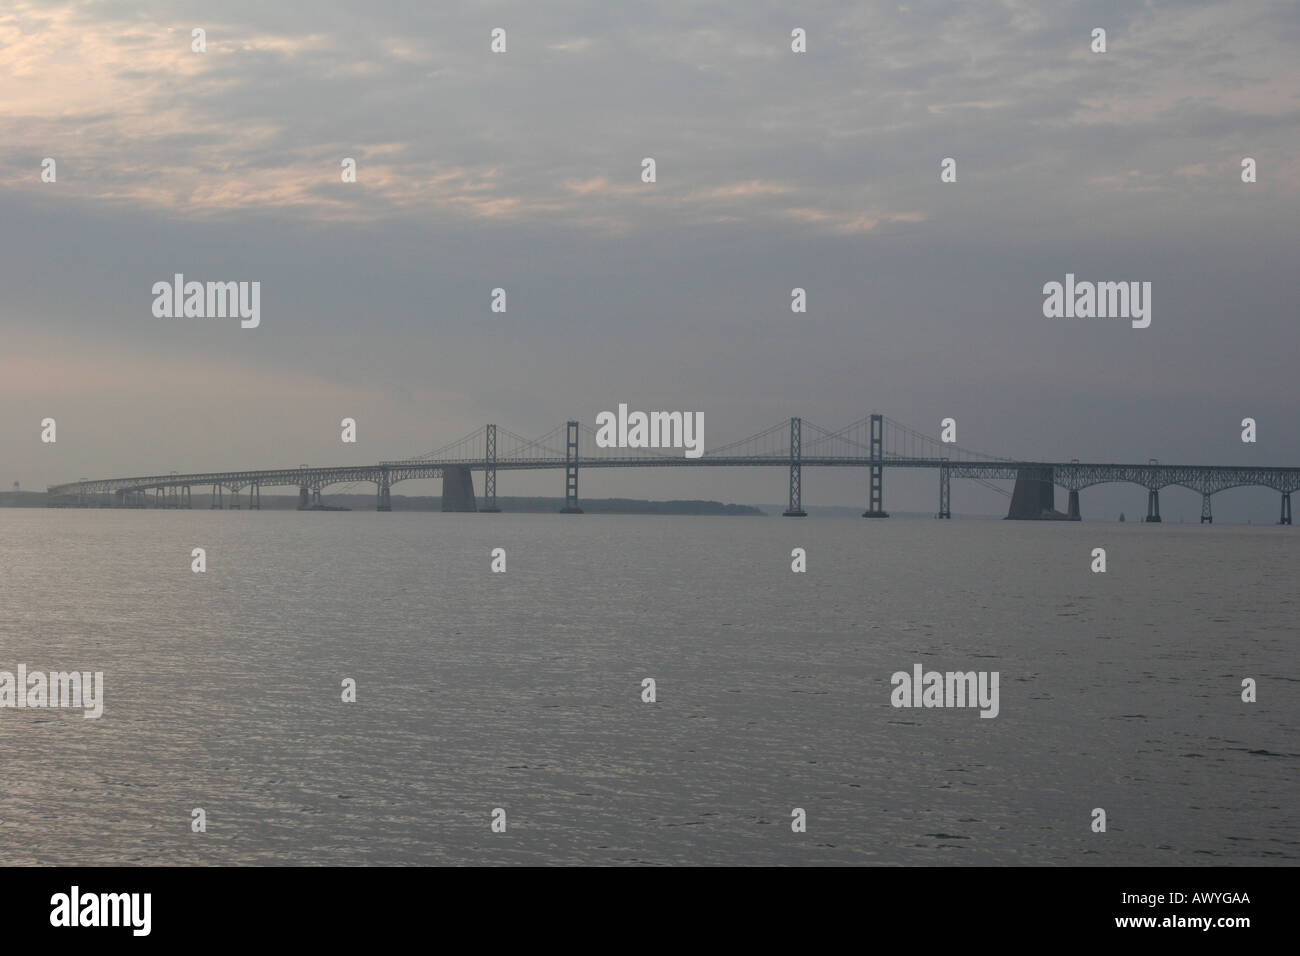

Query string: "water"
[[0, 510, 1295, 865]]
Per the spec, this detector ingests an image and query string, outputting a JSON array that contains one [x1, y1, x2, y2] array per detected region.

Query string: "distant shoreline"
[[1, 490, 762, 516], [2, 491, 1274, 522]]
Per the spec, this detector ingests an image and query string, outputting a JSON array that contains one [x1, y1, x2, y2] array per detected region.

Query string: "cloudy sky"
[[2, 0, 1297, 518]]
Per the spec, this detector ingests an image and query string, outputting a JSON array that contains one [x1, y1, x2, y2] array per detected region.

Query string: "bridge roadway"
[[47, 456, 1300, 523]]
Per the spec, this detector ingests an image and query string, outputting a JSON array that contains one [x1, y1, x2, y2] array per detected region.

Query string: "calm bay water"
[[0, 509, 1295, 866]]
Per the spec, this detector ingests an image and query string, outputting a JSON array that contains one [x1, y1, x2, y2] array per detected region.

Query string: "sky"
[[2, 0, 1297, 520]]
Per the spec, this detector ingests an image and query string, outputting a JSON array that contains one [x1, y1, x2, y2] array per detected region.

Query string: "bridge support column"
[[1280, 492, 1292, 525], [377, 467, 391, 511], [1145, 488, 1162, 522], [937, 462, 951, 518], [783, 417, 806, 517], [441, 466, 477, 512], [183, 486, 192, 509], [1201, 493, 1213, 524], [298, 485, 310, 509], [1067, 489, 1081, 521], [229, 486, 241, 509], [560, 419, 583, 513], [863, 413, 889, 518], [311, 488, 321, 507], [1006, 467, 1058, 519], [251, 483, 260, 509], [481, 424, 500, 512], [211, 484, 222, 509]]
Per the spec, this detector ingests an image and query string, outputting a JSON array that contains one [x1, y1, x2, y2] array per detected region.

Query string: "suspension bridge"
[[46, 414, 1299, 523]]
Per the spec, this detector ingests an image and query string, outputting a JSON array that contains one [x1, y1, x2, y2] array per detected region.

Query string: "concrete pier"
[[441, 465, 478, 512]]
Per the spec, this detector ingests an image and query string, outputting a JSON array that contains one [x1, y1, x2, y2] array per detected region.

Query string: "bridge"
[[46, 414, 1298, 524]]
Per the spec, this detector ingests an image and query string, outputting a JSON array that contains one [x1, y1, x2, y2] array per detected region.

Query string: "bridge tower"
[[783, 417, 807, 517], [1063, 461, 1082, 520], [936, 459, 951, 518], [1145, 487, 1162, 522], [481, 424, 500, 512], [560, 420, 583, 513], [863, 413, 889, 518]]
